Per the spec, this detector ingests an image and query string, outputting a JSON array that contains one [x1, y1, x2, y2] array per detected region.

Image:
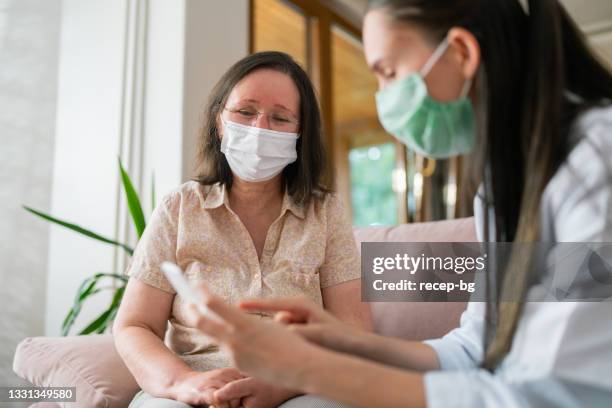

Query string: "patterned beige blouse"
[[124, 180, 360, 371]]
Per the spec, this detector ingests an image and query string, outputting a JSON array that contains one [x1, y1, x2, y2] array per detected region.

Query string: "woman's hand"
[[214, 377, 300, 408], [169, 368, 245, 407], [183, 284, 324, 391]]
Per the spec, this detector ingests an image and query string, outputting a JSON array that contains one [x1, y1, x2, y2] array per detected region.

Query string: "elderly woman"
[[113, 51, 371, 408]]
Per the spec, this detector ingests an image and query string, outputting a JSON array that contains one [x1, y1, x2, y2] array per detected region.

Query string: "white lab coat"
[[423, 105, 612, 407]]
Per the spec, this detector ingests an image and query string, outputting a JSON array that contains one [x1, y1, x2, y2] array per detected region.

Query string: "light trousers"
[[128, 389, 356, 408]]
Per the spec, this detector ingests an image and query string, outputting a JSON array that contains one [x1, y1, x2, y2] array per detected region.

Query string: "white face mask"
[[220, 119, 299, 182]]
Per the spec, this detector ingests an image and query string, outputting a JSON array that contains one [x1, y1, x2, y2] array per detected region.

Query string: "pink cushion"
[[353, 217, 477, 244], [13, 334, 139, 408], [354, 218, 476, 340]]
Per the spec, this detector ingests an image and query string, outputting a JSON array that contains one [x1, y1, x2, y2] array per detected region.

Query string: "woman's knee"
[[128, 390, 195, 408], [279, 394, 355, 408]]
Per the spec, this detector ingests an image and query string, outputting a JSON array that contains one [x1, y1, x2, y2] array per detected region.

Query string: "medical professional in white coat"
[[182, 0, 612, 407]]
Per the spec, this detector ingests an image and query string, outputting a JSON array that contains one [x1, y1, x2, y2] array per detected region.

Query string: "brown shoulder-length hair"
[[192, 51, 330, 206]]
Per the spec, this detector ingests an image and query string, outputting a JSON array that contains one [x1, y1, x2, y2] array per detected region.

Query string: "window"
[[251, 0, 472, 226], [331, 24, 406, 224], [251, 0, 307, 68], [349, 143, 398, 226]]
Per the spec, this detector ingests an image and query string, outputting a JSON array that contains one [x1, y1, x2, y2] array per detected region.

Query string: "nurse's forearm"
[[300, 347, 426, 408], [348, 331, 440, 371]]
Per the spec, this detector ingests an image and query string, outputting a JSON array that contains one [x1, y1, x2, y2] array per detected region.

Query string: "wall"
[[44, 0, 249, 338], [566, 0, 612, 67], [0, 0, 61, 388]]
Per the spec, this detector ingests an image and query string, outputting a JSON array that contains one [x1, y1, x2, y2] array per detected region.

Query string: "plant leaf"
[[61, 278, 95, 335], [104, 286, 126, 333], [79, 309, 113, 335], [61, 309, 75, 336], [62, 273, 127, 336], [118, 157, 146, 238], [23, 205, 134, 256], [79, 285, 126, 335]]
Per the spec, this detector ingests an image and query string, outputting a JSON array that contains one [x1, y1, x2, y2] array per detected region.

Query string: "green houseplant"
[[23, 158, 154, 335]]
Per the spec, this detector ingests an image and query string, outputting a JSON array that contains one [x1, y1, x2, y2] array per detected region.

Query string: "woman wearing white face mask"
[[113, 51, 372, 408], [182, 1, 612, 407]]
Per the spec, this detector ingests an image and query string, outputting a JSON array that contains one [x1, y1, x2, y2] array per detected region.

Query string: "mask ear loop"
[[419, 37, 451, 78], [420, 36, 473, 100], [460, 78, 473, 99], [219, 114, 228, 139]]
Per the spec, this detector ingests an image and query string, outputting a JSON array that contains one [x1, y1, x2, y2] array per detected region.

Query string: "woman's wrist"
[[338, 325, 382, 358], [271, 387, 303, 404], [299, 346, 426, 408], [326, 324, 439, 372], [291, 343, 335, 392], [166, 368, 196, 400]]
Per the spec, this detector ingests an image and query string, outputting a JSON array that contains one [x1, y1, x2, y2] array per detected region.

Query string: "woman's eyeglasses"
[[223, 106, 300, 132]]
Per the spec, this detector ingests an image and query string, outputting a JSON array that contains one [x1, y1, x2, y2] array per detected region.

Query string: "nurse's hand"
[[239, 297, 363, 355], [183, 284, 323, 391], [238, 296, 339, 325]]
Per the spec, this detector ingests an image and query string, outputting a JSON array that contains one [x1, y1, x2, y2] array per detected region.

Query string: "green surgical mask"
[[375, 37, 476, 159]]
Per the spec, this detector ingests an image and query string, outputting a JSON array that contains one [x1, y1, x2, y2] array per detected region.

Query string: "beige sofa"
[[12, 218, 476, 408]]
